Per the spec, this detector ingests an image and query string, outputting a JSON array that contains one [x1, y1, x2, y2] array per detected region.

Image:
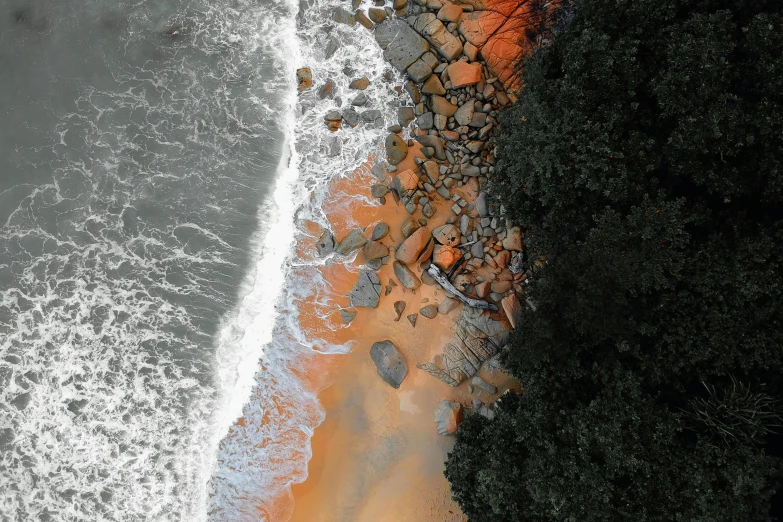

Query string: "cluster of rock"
[[309, 0, 543, 435]]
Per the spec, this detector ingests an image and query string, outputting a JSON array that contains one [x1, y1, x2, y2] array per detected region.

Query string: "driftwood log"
[[427, 265, 498, 311]]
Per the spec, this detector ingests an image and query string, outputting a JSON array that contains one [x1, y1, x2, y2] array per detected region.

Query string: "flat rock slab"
[[375, 19, 430, 71], [370, 340, 408, 388], [435, 401, 463, 435], [393, 260, 422, 289], [448, 61, 482, 87], [349, 269, 382, 308]]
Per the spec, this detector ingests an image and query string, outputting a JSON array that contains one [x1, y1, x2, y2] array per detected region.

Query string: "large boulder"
[[336, 229, 367, 255], [393, 261, 422, 289], [447, 61, 482, 88], [413, 13, 463, 61], [375, 19, 430, 71], [454, 101, 475, 126], [391, 169, 419, 196], [385, 134, 409, 165], [396, 227, 430, 264], [432, 224, 460, 247], [370, 340, 408, 388], [433, 244, 463, 271], [501, 293, 523, 329], [434, 401, 463, 435], [348, 269, 382, 308]]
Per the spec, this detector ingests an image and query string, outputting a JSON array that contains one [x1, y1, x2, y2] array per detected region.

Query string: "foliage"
[[446, 0, 783, 520]]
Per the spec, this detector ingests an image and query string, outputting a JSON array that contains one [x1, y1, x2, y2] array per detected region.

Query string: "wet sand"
[[286, 148, 518, 521]]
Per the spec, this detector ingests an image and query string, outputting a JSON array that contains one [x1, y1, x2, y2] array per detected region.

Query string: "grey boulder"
[[370, 340, 408, 388]]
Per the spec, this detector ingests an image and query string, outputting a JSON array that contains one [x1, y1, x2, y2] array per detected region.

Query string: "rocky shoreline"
[[300, 0, 537, 433]]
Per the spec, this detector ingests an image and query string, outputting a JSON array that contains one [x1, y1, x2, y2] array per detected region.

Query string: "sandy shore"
[[271, 1, 548, 519], [284, 147, 518, 521]]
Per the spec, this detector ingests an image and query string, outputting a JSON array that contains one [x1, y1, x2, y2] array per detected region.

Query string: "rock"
[[318, 79, 335, 99], [491, 280, 512, 293], [398, 107, 415, 127], [351, 93, 368, 106], [385, 134, 408, 165], [437, 3, 463, 23], [368, 7, 387, 23], [495, 250, 510, 269], [463, 41, 478, 61], [433, 244, 462, 271], [413, 13, 463, 61], [371, 184, 389, 199], [324, 110, 342, 131], [316, 230, 336, 257], [296, 67, 312, 91], [355, 9, 373, 28], [392, 169, 419, 195], [396, 227, 430, 264], [421, 74, 446, 95], [364, 240, 389, 261], [447, 61, 482, 88], [401, 218, 420, 238], [394, 300, 406, 321], [407, 313, 418, 327], [407, 59, 433, 83], [336, 229, 367, 254], [432, 224, 460, 247], [430, 95, 458, 117], [462, 164, 480, 177], [375, 19, 430, 72], [325, 38, 340, 59], [476, 191, 489, 217], [417, 111, 434, 130], [420, 304, 438, 319], [340, 309, 357, 323], [502, 226, 523, 252], [434, 401, 462, 435], [421, 269, 436, 285], [342, 108, 360, 127], [416, 134, 446, 160], [393, 0, 407, 8], [348, 269, 382, 308], [438, 297, 459, 315], [469, 112, 487, 129], [371, 222, 390, 240], [459, 214, 472, 236], [501, 294, 522, 329], [393, 260, 422, 289], [471, 375, 497, 394], [416, 237, 436, 263], [370, 340, 408, 388], [476, 280, 489, 298], [454, 102, 475, 126], [404, 81, 421, 104], [332, 7, 356, 25], [350, 76, 370, 90], [470, 241, 483, 259]]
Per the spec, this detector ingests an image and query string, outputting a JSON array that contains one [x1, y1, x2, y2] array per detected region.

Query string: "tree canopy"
[[445, 0, 783, 520]]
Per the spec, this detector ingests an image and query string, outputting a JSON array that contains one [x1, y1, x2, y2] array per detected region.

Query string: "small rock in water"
[[324, 110, 342, 131], [318, 79, 335, 99], [316, 230, 336, 257], [340, 309, 358, 323], [350, 76, 371, 90], [351, 93, 368, 106], [296, 67, 312, 91]]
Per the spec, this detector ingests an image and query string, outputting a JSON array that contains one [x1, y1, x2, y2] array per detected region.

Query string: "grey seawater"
[[0, 0, 294, 519]]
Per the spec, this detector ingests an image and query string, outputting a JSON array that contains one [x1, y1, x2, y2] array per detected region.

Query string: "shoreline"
[[280, 0, 540, 519]]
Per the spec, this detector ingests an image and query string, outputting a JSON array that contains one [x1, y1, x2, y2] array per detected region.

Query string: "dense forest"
[[445, 0, 783, 520]]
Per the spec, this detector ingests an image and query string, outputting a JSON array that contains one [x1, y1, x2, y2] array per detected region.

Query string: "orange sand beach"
[[271, 1, 556, 519]]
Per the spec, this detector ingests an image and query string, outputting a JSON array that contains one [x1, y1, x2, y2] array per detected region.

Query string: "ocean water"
[[0, 0, 400, 519]]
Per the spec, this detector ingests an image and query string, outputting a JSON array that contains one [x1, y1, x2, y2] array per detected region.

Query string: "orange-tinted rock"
[[430, 95, 458, 117], [476, 280, 490, 298], [416, 237, 435, 264], [501, 294, 522, 329], [502, 226, 523, 251], [324, 111, 342, 131], [396, 227, 430, 264], [433, 244, 463, 271], [296, 67, 313, 91], [447, 61, 483, 88], [395, 169, 419, 192], [457, 10, 507, 47], [437, 3, 463, 23], [435, 401, 463, 435], [491, 280, 512, 294], [364, 240, 389, 261], [432, 224, 460, 247], [495, 250, 511, 269]]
